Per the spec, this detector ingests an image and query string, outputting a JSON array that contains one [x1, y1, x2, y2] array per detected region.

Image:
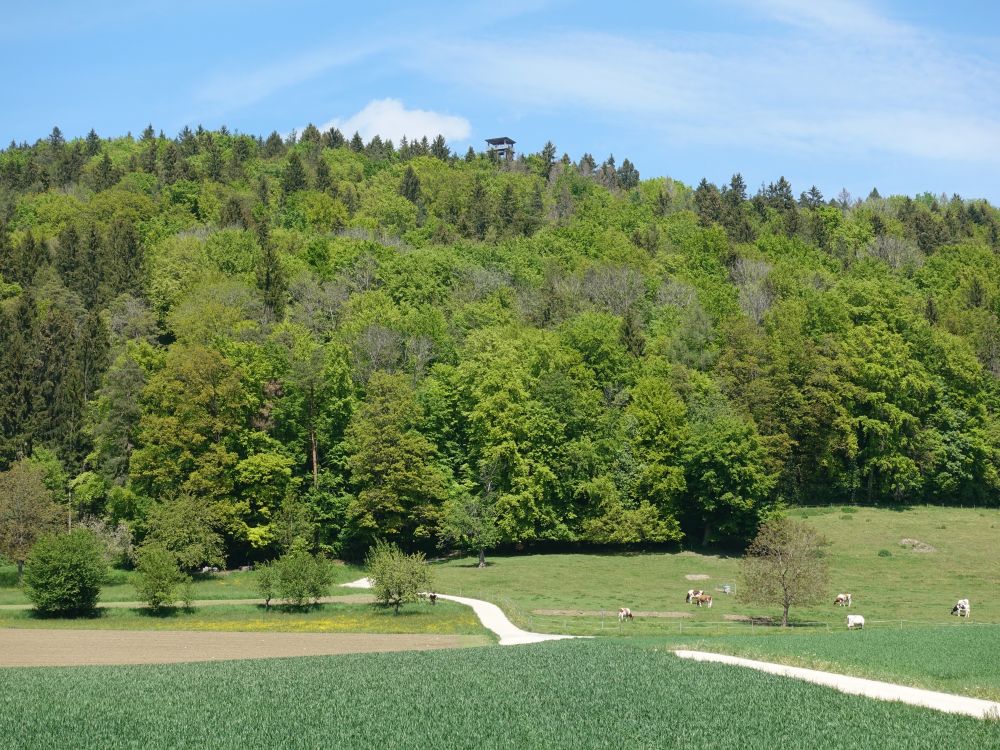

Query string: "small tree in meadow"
[[23, 529, 108, 616], [134, 543, 189, 609], [366, 541, 432, 614], [738, 517, 830, 627], [261, 541, 333, 608]]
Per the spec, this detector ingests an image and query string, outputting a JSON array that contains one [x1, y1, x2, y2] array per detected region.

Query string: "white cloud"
[[320, 99, 471, 143]]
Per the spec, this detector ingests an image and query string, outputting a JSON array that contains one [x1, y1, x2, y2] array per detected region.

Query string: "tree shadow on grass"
[[25, 607, 107, 621]]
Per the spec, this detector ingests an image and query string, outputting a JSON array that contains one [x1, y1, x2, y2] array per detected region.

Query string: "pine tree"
[[281, 152, 307, 196], [497, 183, 517, 232], [464, 146, 476, 162], [206, 142, 224, 181], [300, 123, 321, 143], [430, 135, 450, 161], [694, 178, 724, 227], [398, 165, 421, 204], [92, 153, 117, 191], [323, 128, 345, 148], [255, 222, 287, 319], [540, 141, 557, 179], [84, 129, 101, 156], [617, 159, 639, 189], [263, 131, 285, 157], [48, 127, 65, 149], [314, 159, 332, 192], [350, 131, 364, 152]]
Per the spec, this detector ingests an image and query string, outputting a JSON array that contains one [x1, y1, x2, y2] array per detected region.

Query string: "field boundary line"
[[673, 649, 1000, 720]]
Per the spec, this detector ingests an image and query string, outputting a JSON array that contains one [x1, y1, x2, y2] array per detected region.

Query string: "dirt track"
[[0, 629, 489, 667]]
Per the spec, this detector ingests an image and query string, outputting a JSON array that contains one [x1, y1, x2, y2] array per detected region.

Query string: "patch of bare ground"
[[533, 609, 693, 619], [685, 574, 710, 580], [0, 630, 489, 667], [899, 538, 937, 553]]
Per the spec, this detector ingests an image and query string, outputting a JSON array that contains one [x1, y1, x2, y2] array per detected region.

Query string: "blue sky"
[[4, 0, 1000, 202]]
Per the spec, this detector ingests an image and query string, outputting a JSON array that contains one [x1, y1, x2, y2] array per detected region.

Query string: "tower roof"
[[486, 137, 516, 146]]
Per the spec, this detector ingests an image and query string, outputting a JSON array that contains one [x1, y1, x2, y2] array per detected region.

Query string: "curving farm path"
[[340, 578, 577, 646], [673, 650, 1000, 720]]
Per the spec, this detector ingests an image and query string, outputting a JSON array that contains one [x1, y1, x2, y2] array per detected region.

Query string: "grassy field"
[[664, 624, 1000, 701], [0, 563, 366, 605], [0, 600, 484, 635], [1, 639, 996, 750], [431, 505, 1000, 633]]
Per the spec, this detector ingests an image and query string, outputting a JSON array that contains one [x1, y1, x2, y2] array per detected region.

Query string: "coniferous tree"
[[84, 129, 101, 156], [464, 146, 476, 162], [263, 131, 285, 157], [398, 166, 421, 204], [617, 159, 640, 189], [350, 131, 364, 152], [255, 222, 286, 319], [540, 141, 557, 179], [694, 178, 724, 227], [281, 152, 307, 196], [430, 135, 450, 161], [314, 159, 332, 192], [92, 152, 118, 191]]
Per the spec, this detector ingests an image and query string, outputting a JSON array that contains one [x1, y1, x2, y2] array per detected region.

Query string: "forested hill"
[[2, 124, 999, 562]]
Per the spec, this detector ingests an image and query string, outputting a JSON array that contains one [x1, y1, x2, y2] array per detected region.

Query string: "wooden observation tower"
[[486, 136, 515, 161]]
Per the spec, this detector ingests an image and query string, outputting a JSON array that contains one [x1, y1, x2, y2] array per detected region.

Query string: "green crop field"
[[666, 624, 1000, 701], [0, 600, 484, 635], [431, 506, 1000, 633], [1, 640, 996, 750]]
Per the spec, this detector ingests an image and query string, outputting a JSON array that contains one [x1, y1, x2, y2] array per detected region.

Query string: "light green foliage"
[[133, 542, 189, 609], [266, 540, 334, 607], [23, 529, 108, 615], [366, 540, 433, 613], [0, 460, 63, 578]]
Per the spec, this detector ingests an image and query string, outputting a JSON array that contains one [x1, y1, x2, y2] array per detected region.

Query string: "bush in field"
[[366, 540, 432, 614], [134, 543, 189, 609], [264, 541, 333, 607], [23, 529, 108, 615]]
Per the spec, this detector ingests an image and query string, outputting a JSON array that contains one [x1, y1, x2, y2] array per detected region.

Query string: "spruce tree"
[[430, 135, 449, 161], [84, 129, 101, 156], [314, 159, 332, 192], [398, 165, 421, 203], [350, 131, 364, 152], [255, 222, 287, 319], [281, 152, 307, 196]]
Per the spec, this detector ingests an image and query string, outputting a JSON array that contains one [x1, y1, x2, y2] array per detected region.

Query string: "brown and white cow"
[[693, 594, 713, 608], [834, 593, 852, 607], [618, 607, 634, 622], [951, 599, 971, 618], [685, 589, 704, 604]]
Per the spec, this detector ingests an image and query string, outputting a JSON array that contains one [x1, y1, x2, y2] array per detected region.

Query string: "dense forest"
[[2, 123, 999, 565]]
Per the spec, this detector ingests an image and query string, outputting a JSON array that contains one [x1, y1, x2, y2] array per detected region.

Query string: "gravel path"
[[341, 578, 577, 646], [674, 650, 1000, 720]]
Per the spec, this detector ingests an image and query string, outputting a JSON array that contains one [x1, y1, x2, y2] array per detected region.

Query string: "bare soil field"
[[0, 629, 489, 667]]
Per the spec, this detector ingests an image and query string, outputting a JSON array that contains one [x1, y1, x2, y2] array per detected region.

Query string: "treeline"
[[1, 123, 999, 566]]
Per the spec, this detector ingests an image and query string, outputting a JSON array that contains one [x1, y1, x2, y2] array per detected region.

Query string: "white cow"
[[618, 607, 634, 622], [847, 615, 865, 629], [951, 599, 971, 618], [834, 593, 852, 607]]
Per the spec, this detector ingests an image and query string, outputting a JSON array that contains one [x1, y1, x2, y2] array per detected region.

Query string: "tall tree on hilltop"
[[281, 152, 307, 196]]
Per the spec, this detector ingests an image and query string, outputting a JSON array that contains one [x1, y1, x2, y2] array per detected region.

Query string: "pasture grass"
[[662, 623, 1000, 702], [0, 600, 484, 635], [431, 505, 1000, 633], [1, 639, 997, 749], [0, 561, 365, 605]]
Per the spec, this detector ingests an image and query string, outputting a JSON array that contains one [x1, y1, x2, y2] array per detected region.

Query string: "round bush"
[[134, 543, 189, 609], [23, 529, 108, 616]]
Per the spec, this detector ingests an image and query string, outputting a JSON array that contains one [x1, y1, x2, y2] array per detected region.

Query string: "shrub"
[[366, 540, 432, 614], [267, 541, 333, 607], [23, 529, 108, 616], [878, 549, 893, 557], [255, 562, 276, 608], [134, 543, 189, 609]]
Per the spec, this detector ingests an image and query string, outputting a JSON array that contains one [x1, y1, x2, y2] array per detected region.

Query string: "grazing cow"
[[685, 589, 704, 604], [951, 599, 971, 618], [428, 592, 437, 605], [618, 607, 634, 622], [834, 593, 852, 607], [693, 594, 713, 608], [847, 615, 865, 629]]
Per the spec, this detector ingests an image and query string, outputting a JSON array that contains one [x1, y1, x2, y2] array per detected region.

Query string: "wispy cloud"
[[320, 99, 471, 143], [195, 41, 385, 113], [408, 2, 1000, 164]]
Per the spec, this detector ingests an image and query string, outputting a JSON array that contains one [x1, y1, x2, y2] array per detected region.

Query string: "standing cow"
[[618, 607, 634, 622], [685, 589, 704, 604], [693, 594, 713, 608], [951, 599, 971, 618], [847, 615, 865, 629], [834, 593, 852, 607]]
